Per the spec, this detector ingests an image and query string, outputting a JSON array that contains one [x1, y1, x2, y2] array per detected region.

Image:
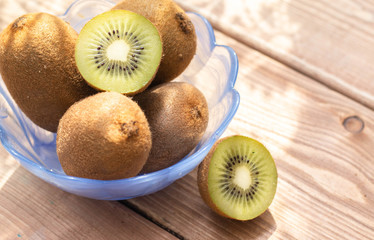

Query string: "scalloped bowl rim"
[[0, 0, 240, 186]]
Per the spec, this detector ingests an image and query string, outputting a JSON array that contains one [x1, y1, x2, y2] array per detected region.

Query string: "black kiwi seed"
[[90, 27, 147, 73], [75, 10, 163, 96], [214, 152, 269, 206]]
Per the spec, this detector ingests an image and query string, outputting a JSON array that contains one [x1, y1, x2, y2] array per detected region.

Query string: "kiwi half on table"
[[75, 10, 162, 95], [197, 135, 278, 221]]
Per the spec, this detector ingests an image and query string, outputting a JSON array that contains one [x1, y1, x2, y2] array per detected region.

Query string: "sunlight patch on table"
[[0, 155, 20, 190]]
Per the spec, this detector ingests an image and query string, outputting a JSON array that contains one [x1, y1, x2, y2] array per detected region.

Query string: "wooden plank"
[[0, 166, 177, 240], [124, 30, 374, 240], [176, 0, 374, 110], [1, 1, 373, 239], [0, 2, 175, 239], [0, 0, 75, 27]]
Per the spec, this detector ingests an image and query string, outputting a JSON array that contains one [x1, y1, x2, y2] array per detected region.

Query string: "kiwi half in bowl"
[[75, 10, 162, 95], [198, 135, 278, 221]]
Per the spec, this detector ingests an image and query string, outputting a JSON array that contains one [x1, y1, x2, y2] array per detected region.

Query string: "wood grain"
[[0, 0, 75, 28], [0, 166, 177, 240], [124, 30, 374, 240], [0, 2, 178, 239], [0, 0, 374, 239], [176, 0, 374, 110]]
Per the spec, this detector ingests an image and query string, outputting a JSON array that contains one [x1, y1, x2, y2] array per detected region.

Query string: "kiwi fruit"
[[197, 135, 278, 221], [133, 82, 208, 173], [112, 0, 197, 85], [56, 92, 152, 180], [0, 12, 96, 132], [75, 10, 162, 95]]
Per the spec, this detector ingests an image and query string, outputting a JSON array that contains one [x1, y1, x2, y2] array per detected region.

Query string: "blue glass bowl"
[[0, 0, 239, 200]]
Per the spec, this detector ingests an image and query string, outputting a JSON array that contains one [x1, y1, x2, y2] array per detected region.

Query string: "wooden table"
[[1, 0, 373, 239]]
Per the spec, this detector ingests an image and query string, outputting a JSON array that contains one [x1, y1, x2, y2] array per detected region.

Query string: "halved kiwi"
[[112, 0, 197, 85], [197, 135, 278, 221], [75, 10, 162, 95]]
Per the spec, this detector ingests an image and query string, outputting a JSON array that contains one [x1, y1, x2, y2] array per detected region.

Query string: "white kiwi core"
[[233, 166, 251, 190], [106, 40, 129, 61]]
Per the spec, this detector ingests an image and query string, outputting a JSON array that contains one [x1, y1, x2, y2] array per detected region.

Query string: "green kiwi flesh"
[[112, 0, 197, 85], [56, 92, 152, 180], [75, 10, 162, 95], [0, 13, 96, 132], [133, 82, 209, 173], [197, 135, 277, 220]]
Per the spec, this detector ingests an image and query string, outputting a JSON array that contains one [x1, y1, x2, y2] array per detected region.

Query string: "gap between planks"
[[179, 3, 374, 112], [121, 200, 185, 240]]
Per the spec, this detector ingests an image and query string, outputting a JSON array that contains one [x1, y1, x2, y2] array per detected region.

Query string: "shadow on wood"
[[0, 166, 176, 240]]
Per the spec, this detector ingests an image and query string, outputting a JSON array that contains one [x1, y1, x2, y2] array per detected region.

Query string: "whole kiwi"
[[133, 82, 209, 173], [112, 0, 197, 85], [56, 92, 152, 180], [0, 13, 96, 132]]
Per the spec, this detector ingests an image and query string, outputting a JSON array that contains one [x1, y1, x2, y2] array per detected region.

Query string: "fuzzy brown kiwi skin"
[[56, 92, 152, 180], [197, 137, 233, 219], [133, 82, 208, 173], [112, 0, 197, 85], [0, 13, 97, 132]]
